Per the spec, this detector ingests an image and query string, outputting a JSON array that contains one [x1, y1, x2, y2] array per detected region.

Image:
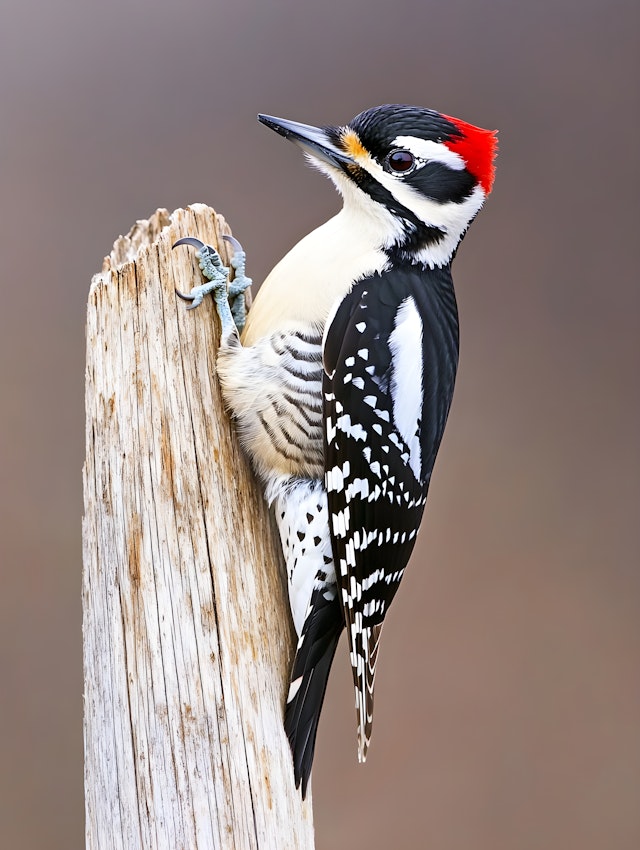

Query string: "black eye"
[[386, 149, 416, 174]]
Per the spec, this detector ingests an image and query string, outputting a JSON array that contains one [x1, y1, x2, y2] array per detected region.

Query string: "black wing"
[[322, 264, 459, 758]]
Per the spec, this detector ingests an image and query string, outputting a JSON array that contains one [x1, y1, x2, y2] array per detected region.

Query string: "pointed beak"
[[258, 114, 353, 169]]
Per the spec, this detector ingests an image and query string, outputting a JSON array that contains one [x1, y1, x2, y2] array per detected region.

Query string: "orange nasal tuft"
[[341, 129, 369, 160]]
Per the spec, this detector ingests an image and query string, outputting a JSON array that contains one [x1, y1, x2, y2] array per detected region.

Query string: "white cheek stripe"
[[375, 167, 483, 234], [391, 136, 466, 171], [388, 296, 423, 481]]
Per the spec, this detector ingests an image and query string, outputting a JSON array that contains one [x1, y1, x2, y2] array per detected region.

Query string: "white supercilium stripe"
[[388, 296, 423, 481], [391, 136, 466, 171]]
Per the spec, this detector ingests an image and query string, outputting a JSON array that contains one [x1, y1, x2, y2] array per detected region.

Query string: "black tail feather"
[[284, 587, 343, 798]]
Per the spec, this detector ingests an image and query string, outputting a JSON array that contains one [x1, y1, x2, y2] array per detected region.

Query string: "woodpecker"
[[174, 104, 497, 797]]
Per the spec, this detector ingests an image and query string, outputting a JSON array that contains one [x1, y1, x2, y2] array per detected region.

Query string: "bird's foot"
[[173, 235, 252, 337], [223, 235, 253, 334]]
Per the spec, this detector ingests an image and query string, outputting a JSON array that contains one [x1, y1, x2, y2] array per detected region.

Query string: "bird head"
[[259, 104, 497, 267]]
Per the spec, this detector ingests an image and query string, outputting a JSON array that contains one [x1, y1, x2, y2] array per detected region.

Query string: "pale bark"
[[82, 205, 314, 849]]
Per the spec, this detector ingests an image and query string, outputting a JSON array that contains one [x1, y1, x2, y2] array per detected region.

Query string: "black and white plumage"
[[199, 105, 496, 796], [322, 264, 459, 762]]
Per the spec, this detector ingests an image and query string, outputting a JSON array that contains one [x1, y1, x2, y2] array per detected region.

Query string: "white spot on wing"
[[332, 507, 350, 538], [336, 414, 367, 442]]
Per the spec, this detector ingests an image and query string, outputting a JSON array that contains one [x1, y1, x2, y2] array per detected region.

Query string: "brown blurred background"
[[1, 0, 639, 847]]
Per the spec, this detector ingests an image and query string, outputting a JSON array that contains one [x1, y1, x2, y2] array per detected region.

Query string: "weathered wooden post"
[[82, 204, 314, 849]]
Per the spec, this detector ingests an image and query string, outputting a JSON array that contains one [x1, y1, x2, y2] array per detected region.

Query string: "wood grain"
[[83, 205, 314, 849]]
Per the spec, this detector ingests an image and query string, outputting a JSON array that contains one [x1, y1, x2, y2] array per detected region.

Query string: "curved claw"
[[222, 234, 244, 254], [175, 289, 203, 310], [175, 288, 194, 302], [172, 236, 206, 251]]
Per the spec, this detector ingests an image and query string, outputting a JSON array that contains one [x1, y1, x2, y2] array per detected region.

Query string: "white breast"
[[242, 202, 390, 346]]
